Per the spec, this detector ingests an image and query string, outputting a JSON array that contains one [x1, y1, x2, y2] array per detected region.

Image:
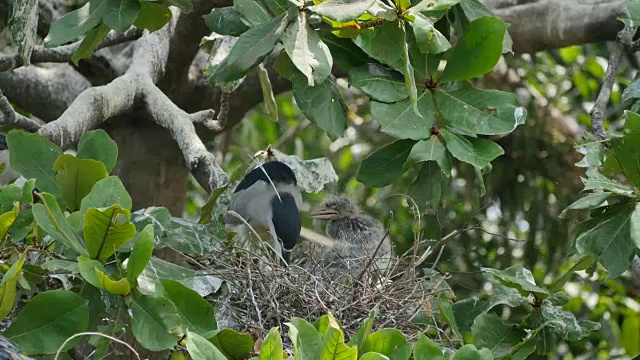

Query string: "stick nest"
[[203, 237, 449, 342]]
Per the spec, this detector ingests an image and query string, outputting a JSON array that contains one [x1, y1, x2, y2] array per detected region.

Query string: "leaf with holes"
[[440, 129, 504, 168], [84, 204, 136, 262], [357, 139, 416, 187], [435, 88, 526, 135]]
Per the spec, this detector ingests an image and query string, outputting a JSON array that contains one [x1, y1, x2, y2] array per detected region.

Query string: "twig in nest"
[[356, 210, 394, 282]]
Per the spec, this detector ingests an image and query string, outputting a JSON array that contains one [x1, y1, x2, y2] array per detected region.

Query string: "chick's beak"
[[311, 206, 338, 220]]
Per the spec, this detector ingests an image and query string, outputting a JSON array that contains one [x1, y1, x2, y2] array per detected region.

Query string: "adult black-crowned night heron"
[[224, 161, 302, 265], [311, 195, 391, 278]]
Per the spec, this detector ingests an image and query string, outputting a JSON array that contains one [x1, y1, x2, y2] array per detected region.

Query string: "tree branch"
[[0, 89, 41, 132], [0, 28, 144, 73], [590, 29, 638, 140]]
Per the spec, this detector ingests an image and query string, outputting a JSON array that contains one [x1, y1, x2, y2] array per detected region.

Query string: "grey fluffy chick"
[[310, 195, 391, 279]]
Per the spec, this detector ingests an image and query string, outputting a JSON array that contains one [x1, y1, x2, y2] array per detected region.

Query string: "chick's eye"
[[335, 205, 341, 211]]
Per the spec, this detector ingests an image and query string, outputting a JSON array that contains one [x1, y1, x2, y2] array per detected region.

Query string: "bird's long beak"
[[311, 206, 338, 220]]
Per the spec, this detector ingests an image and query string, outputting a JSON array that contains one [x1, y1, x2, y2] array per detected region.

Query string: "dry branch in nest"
[[202, 232, 451, 344]]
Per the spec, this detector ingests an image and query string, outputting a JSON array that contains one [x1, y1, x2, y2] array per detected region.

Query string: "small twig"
[[247, 266, 264, 329], [54, 332, 142, 360], [0, 28, 144, 72], [356, 211, 393, 282], [273, 119, 311, 148], [0, 89, 42, 132], [590, 28, 637, 141]]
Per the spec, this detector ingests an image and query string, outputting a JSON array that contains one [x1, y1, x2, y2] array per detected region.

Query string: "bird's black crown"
[[234, 160, 297, 193]]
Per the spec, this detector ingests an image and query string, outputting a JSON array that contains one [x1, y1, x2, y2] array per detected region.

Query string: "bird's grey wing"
[[225, 180, 274, 227]]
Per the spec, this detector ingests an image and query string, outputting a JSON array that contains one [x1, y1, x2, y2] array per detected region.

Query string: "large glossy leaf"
[[348, 309, 375, 349], [287, 317, 324, 360], [360, 329, 408, 357], [349, 64, 408, 103], [548, 255, 596, 293], [559, 192, 614, 219], [80, 176, 132, 215], [370, 94, 435, 140], [260, 328, 284, 360], [133, 2, 172, 31], [5, 290, 89, 354], [440, 17, 507, 82], [203, 7, 250, 36], [308, 0, 376, 22], [581, 168, 635, 197], [320, 313, 357, 360], [127, 224, 155, 284], [71, 22, 111, 65], [482, 265, 549, 298], [413, 334, 442, 360], [440, 129, 504, 168], [209, 329, 254, 360], [216, 12, 290, 81], [96, 268, 131, 295], [438, 292, 462, 339], [283, 12, 333, 85], [45, 0, 116, 47], [76, 129, 119, 173], [451, 345, 493, 360], [322, 32, 372, 72], [541, 300, 600, 341], [292, 74, 349, 140], [435, 88, 526, 135], [54, 154, 109, 212], [357, 139, 416, 187], [0, 202, 19, 244], [234, 0, 272, 26], [6, 130, 63, 199], [138, 257, 223, 297], [404, 136, 451, 176], [458, 0, 512, 53], [409, 11, 451, 54], [77, 256, 109, 289], [471, 314, 532, 359], [575, 202, 638, 279], [610, 111, 640, 188], [354, 21, 405, 72], [186, 331, 227, 360], [408, 162, 446, 211], [0, 249, 28, 319], [157, 278, 217, 338], [128, 292, 182, 351], [84, 204, 136, 262], [103, 0, 140, 33], [32, 192, 88, 256]]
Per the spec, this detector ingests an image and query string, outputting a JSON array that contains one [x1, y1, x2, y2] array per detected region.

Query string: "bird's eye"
[[335, 205, 341, 211]]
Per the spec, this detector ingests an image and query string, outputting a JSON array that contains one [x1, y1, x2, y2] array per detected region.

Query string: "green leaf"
[[133, 2, 172, 32], [266, 0, 292, 15], [622, 0, 640, 28], [77, 256, 108, 289], [451, 344, 493, 360], [54, 154, 109, 212], [322, 32, 372, 72], [157, 278, 217, 337], [409, 12, 451, 54], [292, 74, 349, 140], [559, 192, 614, 219], [440, 129, 504, 168], [84, 204, 137, 262], [408, 161, 446, 211], [621, 314, 640, 356], [257, 63, 279, 121], [370, 94, 435, 140], [5, 290, 89, 354], [402, 25, 420, 117], [320, 313, 357, 360], [348, 64, 408, 103], [187, 331, 227, 360], [128, 292, 181, 351], [71, 22, 111, 65], [138, 257, 223, 297], [283, 12, 333, 85], [212, 12, 290, 83], [435, 88, 526, 135], [348, 309, 375, 349], [610, 111, 640, 188], [76, 129, 119, 173], [104, 0, 140, 32], [404, 136, 451, 175], [413, 335, 442, 360], [287, 317, 324, 360], [411, 0, 460, 12], [0, 249, 28, 319], [210, 329, 255, 360], [440, 17, 507, 82], [80, 176, 132, 215], [581, 168, 635, 197], [203, 7, 250, 36], [354, 21, 405, 72], [361, 329, 408, 357], [458, 0, 512, 53], [308, 0, 376, 22], [359, 353, 389, 360], [234, 0, 272, 26], [540, 300, 600, 341], [96, 268, 131, 295], [260, 328, 284, 360], [0, 202, 19, 244], [548, 255, 596, 293], [357, 139, 416, 187], [575, 135, 603, 168], [32, 192, 88, 256], [471, 314, 532, 359], [482, 265, 549, 298], [6, 130, 63, 199], [44, 0, 115, 47], [575, 202, 639, 279], [437, 292, 462, 339], [127, 224, 155, 284], [623, 75, 640, 102]]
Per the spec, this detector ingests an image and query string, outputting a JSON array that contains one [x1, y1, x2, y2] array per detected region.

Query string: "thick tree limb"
[[0, 28, 144, 73], [0, 89, 41, 132], [590, 29, 639, 140]]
